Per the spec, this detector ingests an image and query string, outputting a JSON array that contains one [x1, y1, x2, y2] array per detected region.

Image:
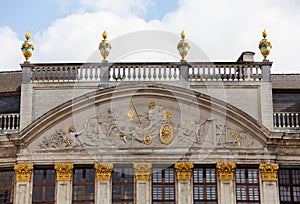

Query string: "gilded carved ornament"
[[259, 164, 279, 181], [174, 162, 194, 180], [14, 164, 33, 182], [94, 163, 113, 180], [133, 163, 152, 180], [54, 163, 74, 181], [216, 162, 236, 180]]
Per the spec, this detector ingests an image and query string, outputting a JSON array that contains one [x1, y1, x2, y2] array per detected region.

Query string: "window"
[[112, 165, 134, 204], [193, 165, 218, 204], [152, 166, 175, 204], [235, 167, 260, 204], [0, 170, 14, 204], [32, 168, 55, 204], [72, 166, 95, 204], [279, 168, 300, 203]]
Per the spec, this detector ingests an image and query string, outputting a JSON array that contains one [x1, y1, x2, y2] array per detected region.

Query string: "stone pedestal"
[[259, 164, 280, 204], [14, 164, 33, 204], [216, 162, 236, 204], [94, 163, 113, 204], [55, 163, 74, 204]]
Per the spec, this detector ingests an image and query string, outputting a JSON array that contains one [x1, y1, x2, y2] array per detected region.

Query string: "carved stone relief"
[[36, 99, 263, 151]]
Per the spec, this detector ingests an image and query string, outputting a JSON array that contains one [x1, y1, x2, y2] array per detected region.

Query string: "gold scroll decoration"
[[259, 164, 279, 181], [216, 162, 236, 180], [133, 163, 152, 180], [54, 163, 74, 181], [174, 162, 194, 180], [14, 164, 34, 182], [94, 163, 113, 180]]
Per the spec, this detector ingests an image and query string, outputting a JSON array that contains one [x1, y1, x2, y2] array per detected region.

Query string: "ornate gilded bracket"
[[94, 163, 113, 180], [54, 163, 74, 181], [174, 162, 194, 180], [134, 163, 152, 180], [216, 162, 236, 180], [259, 164, 279, 181], [14, 164, 34, 182]]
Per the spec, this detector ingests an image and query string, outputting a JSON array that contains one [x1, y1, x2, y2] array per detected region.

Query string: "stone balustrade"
[[21, 62, 272, 83], [0, 113, 20, 133], [274, 112, 300, 128]]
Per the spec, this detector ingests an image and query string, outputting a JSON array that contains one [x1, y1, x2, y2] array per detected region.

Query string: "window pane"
[[72, 167, 94, 203], [278, 168, 300, 202], [235, 167, 260, 203], [0, 170, 14, 204], [152, 167, 175, 203], [112, 166, 134, 204], [193, 166, 218, 203], [33, 168, 55, 203]]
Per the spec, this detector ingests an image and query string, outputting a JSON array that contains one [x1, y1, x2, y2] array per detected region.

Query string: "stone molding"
[[259, 164, 279, 181], [133, 163, 152, 180], [216, 162, 236, 180], [14, 164, 33, 182], [94, 163, 113, 180], [54, 163, 74, 181], [174, 162, 194, 180]]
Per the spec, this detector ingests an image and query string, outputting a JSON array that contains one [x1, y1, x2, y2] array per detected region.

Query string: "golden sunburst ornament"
[[160, 123, 174, 145]]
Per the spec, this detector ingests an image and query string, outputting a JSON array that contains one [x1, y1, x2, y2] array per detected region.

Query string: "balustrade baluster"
[[147, 66, 152, 80], [168, 66, 172, 80], [0, 115, 2, 130], [291, 113, 295, 128], [153, 66, 157, 80], [133, 66, 137, 80], [127, 67, 132, 80], [143, 67, 146, 80], [273, 113, 278, 128], [174, 66, 178, 80], [3, 115, 7, 130], [296, 113, 300, 128], [158, 66, 162, 79]]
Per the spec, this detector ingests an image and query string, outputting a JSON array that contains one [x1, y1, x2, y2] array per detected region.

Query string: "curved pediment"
[[13, 84, 270, 161]]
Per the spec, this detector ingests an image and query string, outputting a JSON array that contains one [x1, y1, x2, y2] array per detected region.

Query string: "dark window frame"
[[152, 165, 176, 204], [235, 165, 260, 204], [0, 168, 14, 204], [112, 164, 134, 204], [72, 165, 95, 204], [193, 164, 218, 204], [279, 167, 300, 204], [32, 166, 56, 204]]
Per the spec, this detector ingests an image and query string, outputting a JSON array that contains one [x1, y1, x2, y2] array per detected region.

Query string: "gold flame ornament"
[[99, 30, 112, 63], [21, 32, 34, 63], [259, 29, 272, 61], [177, 30, 190, 62]]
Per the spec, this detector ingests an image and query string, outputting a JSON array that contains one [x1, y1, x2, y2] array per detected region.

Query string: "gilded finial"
[[177, 30, 190, 62], [99, 30, 112, 63], [21, 32, 34, 63], [102, 30, 108, 39], [259, 29, 272, 62]]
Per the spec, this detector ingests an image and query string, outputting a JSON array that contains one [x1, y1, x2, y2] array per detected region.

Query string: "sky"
[[0, 0, 300, 73]]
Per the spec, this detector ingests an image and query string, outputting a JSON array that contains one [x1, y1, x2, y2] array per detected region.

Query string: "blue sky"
[[0, 0, 178, 38], [1, 0, 300, 73]]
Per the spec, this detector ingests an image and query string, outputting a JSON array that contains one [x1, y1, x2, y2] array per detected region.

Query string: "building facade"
[[1, 45, 300, 203]]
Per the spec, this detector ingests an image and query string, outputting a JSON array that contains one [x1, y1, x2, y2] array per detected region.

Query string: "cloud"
[[0, 27, 23, 70], [1, 0, 300, 73]]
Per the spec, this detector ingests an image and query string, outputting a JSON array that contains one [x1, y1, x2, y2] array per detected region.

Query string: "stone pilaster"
[[259, 164, 280, 204], [134, 163, 152, 204], [94, 163, 113, 204], [14, 164, 33, 204], [216, 162, 236, 204], [174, 162, 194, 204], [54, 163, 73, 204]]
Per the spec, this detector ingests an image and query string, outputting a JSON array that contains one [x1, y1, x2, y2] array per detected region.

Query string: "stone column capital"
[[54, 163, 74, 181], [259, 164, 279, 181], [94, 163, 113, 180], [14, 164, 34, 182], [216, 162, 236, 180], [133, 163, 152, 180], [174, 162, 194, 180]]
